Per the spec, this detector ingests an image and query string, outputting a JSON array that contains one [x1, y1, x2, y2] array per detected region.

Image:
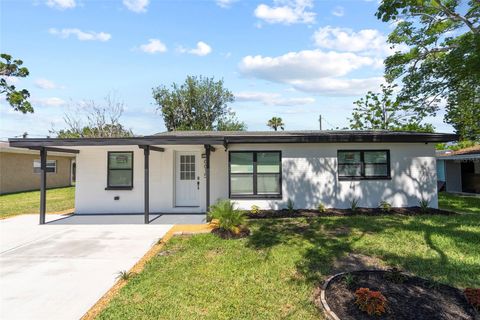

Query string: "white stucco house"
[[9, 130, 457, 224]]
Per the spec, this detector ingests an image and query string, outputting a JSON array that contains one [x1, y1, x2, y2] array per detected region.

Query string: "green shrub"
[[317, 203, 326, 213], [350, 198, 360, 213], [379, 201, 392, 213], [116, 270, 135, 281], [250, 205, 260, 215], [208, 199, 246, 233], [286, 199, 295, 213], [419, 198, 430, 213]]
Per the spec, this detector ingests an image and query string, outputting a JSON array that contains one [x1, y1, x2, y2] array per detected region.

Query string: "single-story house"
[[0, 141, 75, 195], [8, 130, 457, 224], [436, 145, 480, 194]]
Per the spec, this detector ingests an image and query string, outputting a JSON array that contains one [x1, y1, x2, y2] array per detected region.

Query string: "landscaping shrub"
[[379, 200, 392, 213], [250, 205, 260, 215], [464, 288, 480, 311], [342, 273, 357, 289], [354, 287, 388, 316], [350, 198, 360, 213], [286, 199, 295, 213], [317, 203, 326, 213], [116, 270, 135, 281], [419, 198, 430, 213], [208, 199, 246, 234]]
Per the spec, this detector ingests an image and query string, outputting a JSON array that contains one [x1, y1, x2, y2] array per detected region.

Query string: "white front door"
[[175, 152, 200, 207]]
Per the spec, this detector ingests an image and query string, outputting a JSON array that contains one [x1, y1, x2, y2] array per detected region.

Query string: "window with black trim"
[[338, 150, 390, 180], [229, 151, 282, 198], [33, 160, 56, 173], [107, 152, 133, 189]]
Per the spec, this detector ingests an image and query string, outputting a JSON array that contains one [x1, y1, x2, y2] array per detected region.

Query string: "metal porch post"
[[205, 145, 211, 211], [144, 146, 150, 224], [39, 147, 47, 225]]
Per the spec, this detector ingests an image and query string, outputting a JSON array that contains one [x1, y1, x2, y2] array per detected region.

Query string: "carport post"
[[39, 147, 47, 225], [204, 145, 211, 211], [144, 146, 150, 224]]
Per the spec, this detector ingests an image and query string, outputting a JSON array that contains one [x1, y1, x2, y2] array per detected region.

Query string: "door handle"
[[197, 181, 200, 190]]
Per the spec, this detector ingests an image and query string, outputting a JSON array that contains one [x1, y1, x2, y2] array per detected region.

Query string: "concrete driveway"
[[0, 214, 172, 320]]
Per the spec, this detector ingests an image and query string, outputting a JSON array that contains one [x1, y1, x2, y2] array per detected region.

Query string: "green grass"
[[439, 192, 480, 214], [0, 186, 75, 218], [98, 193, 480, 320]]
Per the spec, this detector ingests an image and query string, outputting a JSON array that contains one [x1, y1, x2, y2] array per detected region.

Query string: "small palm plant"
[[208, 199, 246, 234], [116, 270, 134, 281], [419, 197, 430, 213], [350, 198, 360, 213]]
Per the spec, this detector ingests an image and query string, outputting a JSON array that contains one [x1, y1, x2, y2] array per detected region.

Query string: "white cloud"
[[139, 39, 167, 54], [123, 0, 149, 13], [240, 50, 376, 81], [189, 41, 212, 56], [49, 28, 111, 42], [32, 97, 66, 107], [235, 91, 315, 106], [46, 0, 76, 10], [254, 0, 316, 25], [331, 6, 344, 17], [35, 78, 62, 90], [216, 0, 237, 8], [313, 26, 392, 55], [239, 49, 384, 95]]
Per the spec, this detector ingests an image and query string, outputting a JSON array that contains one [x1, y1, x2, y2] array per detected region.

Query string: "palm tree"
[[267, 117, 285, 131]]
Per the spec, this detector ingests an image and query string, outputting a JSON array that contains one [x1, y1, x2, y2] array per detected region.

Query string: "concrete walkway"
[[0, 214, 173, 320]]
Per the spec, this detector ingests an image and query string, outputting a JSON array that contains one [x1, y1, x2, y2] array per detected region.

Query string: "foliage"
[[379, 201, 392, 213], [419, 198, 430, 212], [384, 267, 406, 284], [342, 273, 358, 289], [464, 288, 480, 311], [250, 205, 260, 215], [286, 199, 295, 213], [208, 199, 246, 233], [350, 84, 434, 132], [376, 0, 480, 140], [97, 196, 480, 319], [152, 75, 244, 131], [51, 94, 133, 138], [267, 117, 285, 131], [0, 53, 33, 113], [116, 270, 135, 281], [0, 186, 75, 218], [354, 287, 388, 316], [350, 198, 360, 213], [317, 202, 326, 213]]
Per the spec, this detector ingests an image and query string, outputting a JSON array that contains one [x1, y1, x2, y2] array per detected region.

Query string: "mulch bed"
[[321, 270, 478, 320], [211, 227, 251, 239], [247, 207, 456, 219]]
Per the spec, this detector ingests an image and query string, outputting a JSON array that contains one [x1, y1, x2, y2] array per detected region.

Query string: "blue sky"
[[0, 0, 453, 139]]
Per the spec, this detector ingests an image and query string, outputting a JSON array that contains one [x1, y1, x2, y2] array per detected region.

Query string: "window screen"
[[229, 151, 281, 198], [338, 150, 390, 179], [108, 152, 133, 188]]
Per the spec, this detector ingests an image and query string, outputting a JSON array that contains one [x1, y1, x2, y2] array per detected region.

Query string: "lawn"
[[0, 186, 75, 219], [97, 193, 480, 320]]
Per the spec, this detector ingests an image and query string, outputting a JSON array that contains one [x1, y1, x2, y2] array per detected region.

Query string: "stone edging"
[[80, 223, 215, 320]]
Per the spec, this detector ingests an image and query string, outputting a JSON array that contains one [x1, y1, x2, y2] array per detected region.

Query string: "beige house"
[[0, 141, 75, 194]]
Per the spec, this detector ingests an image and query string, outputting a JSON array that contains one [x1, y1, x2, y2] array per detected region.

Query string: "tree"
[[0, 53, 33, 113], [152, 75, 245, 131], [51, 94, 133, 138], [376, 0, 479, 139], [267, 117, 285, 131], [349, 84, 434, 132]]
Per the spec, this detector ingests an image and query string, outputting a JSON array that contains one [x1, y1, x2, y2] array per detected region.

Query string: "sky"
[[0, 0, 454, 139]]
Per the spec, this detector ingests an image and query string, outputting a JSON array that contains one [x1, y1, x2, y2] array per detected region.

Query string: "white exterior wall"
[[210, 142, 438, 210], [75, 142, 438, 214]]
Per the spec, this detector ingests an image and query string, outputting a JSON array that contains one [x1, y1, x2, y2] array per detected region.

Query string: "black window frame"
[[337, 150, 391, 180], [229, 151, 282, 199], [33, 159, 57, 174], [106, 151, 134, 190]]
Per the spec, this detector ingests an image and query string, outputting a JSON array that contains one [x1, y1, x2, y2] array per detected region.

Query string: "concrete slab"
[[0, 214, 173, 320], [47, 213, 207, 225]]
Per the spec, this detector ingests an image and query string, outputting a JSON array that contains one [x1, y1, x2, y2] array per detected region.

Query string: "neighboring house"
[[0, 141, 75, 194], [437, 145, 480, 194], [8, 131, 456, 223]]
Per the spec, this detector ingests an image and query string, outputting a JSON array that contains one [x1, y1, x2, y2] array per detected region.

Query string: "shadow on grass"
[[247, 213, 480, 287]]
